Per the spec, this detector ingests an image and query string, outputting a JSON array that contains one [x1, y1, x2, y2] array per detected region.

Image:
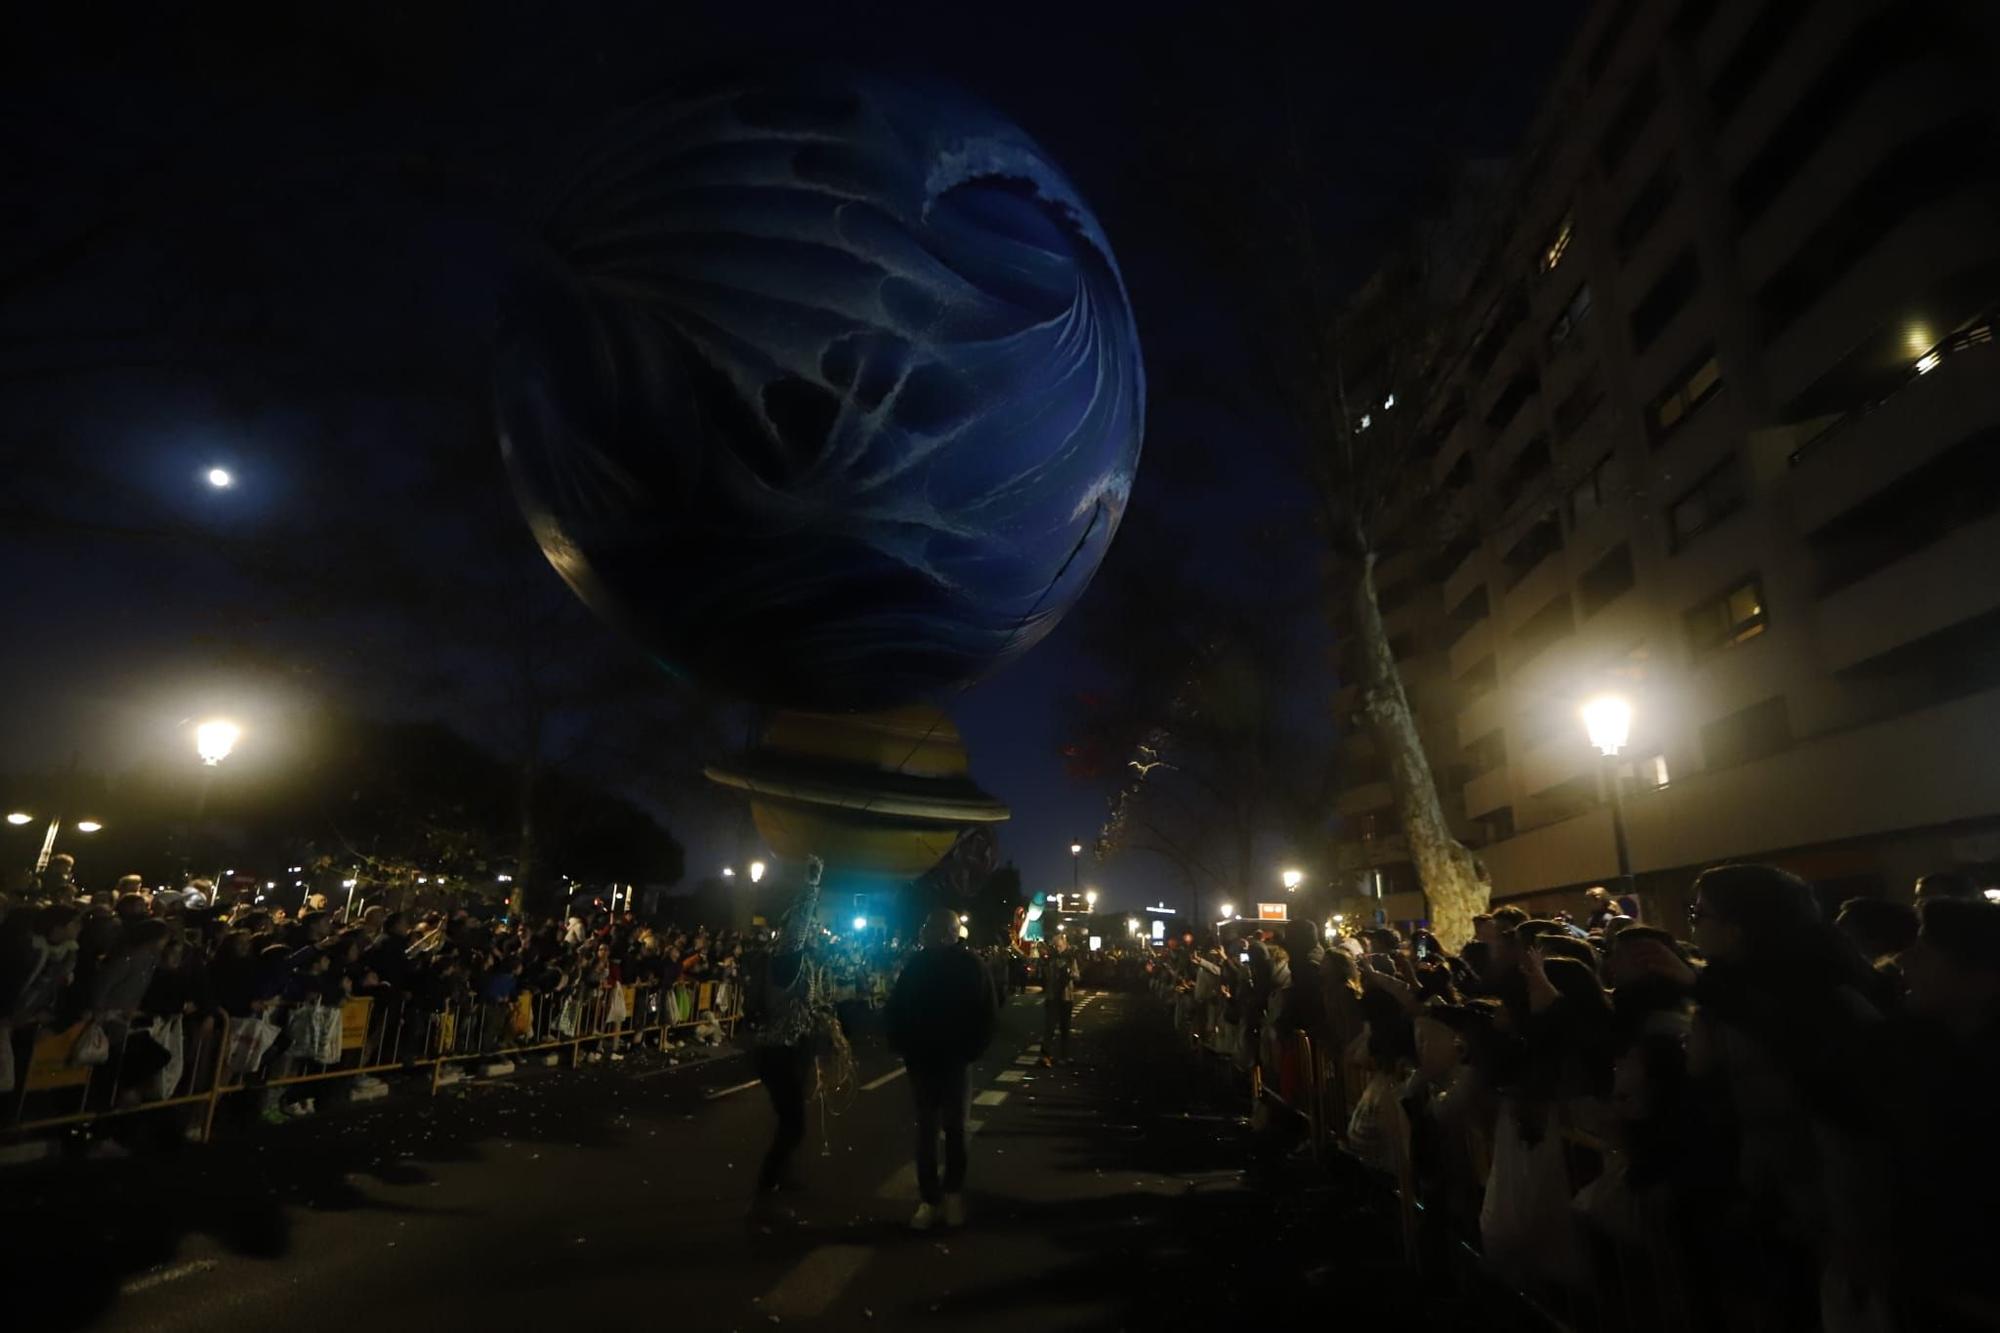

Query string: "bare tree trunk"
[[1347, 548, 1490, 948]]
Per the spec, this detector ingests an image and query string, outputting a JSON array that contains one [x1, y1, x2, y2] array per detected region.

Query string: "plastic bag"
[[1479, 1098, 1584, 1288], [148, 1017, 186, 1099], [68, 1020, 111, 1067], [1346, 1070, 1403, 1173], [606, 985, 629, 1025], [224, 1015, 280, 1076], [309, 1003, 342, 1065], [554, 994, 581, 1038], [286, 1003, 318, 1056]]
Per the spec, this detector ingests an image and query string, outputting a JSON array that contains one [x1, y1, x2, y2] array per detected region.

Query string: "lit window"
[[1649, 754, 1670, 788], [1541, 211, 1575, 273], [1649, 347, 1722, 443], [1685, 574, 1767, 657], [1359, 414, 1372, 431], [1383, 393, 1396, 410], [1915, 351, 1942, 375]]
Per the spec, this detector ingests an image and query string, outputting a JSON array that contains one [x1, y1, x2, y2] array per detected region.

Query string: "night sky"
[[1, 2, 1581, 909]]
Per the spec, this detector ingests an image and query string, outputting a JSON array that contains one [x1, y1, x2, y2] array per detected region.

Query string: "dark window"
[[1647, 347, 1723, 444], [1476, 804, 1516, 843], [1685, 574, 1769, 656], [1579, 543, 1637, 617], [1388, 632, 1419, 661], [1502, 511, 1564, 588], [1456, 653, 1498, 701], [1377, 577, 1420, 615], [1710, 0, 1817, 124], [1427, 526, 1481, 583], [1541, 211, 1576, 275], [1469, 288, 1529, 379], [1757, 114, 1995, 336], [1447, 585, 1490, 644], [1358, 808, 1402, 842], [1808, 426, 2000, 592], [1701, 696, 1792, 769], [1554, 370, 1606, 439], [1512, 592, 1576, 666], [1484, 366, 1540, 432], [1671, 0, 1721, 39], [1441, 451, 1474, 493], [1615, 157, 1680, 259], [1629, 248, 1700, 352], [1667, 452, 1747, 552], [1419, 392, 1467, 459], [1597, 64, 1661, 174], [1547, 283, 1595, 353], [1570, 452, 1617, 526], [1730, 9, 1938, 227], [1467, 727, 1509, 776], [1585, 0, 1638, 84], [1534, 773, 1602, 821], [1497, 435, 1552, 510]]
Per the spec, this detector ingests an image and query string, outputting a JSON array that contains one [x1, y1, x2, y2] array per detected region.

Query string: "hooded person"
[[885, 907, 997, 1231]]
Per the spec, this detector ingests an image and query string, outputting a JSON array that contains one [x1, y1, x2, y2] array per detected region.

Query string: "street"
[[2, 991, 1485, 1332]]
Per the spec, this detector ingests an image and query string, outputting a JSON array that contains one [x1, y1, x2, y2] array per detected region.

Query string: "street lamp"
[[1581, 694, 1635, 884], [722, 866, 736, 879], [748, 860, 766, 884], [206, 467, 233, 489], [196, 718, 240, 766], [1069, 840, 1082, 896], [74, 820, 102, 833], [1281, 867, 1304, 892], [1219, 901, 1235, 920], [5, 812, 30, 826], [1085, 888, 1098, 908]]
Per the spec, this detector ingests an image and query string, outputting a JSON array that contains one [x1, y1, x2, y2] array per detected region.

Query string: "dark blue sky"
[[0, 1, 1582, 907]]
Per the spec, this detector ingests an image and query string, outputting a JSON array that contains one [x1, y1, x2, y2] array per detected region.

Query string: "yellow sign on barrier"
[[696, 981, 715, 1014], [514, 993, 533, 1036], [340, 997, 372, 1051], [26, 1022, 93, 1091]]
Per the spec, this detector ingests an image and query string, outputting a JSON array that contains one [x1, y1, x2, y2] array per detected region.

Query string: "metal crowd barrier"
[[3, 979, 742, 1145], [1171, 995, 1694, 1333]]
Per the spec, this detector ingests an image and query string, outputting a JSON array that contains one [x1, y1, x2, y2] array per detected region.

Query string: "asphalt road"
[[3, 991, 1530, 1332]]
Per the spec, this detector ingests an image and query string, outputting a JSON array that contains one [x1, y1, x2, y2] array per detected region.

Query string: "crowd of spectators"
[[1162, 865, 2000, 1332], [0, 854, 757, 1127]]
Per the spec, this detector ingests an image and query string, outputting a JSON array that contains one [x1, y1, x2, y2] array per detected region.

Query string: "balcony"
[[1461, 767, 1512, 820], [1818, 509, 2000, 673], [1786, 339, 2000, 533], [1335, 780, 1394, 819], [1447, 616, 1495, 684], [1764, 192, 1997, 406]]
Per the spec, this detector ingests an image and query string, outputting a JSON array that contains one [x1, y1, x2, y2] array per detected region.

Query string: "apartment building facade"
[[1331, 0, 2000, 922]]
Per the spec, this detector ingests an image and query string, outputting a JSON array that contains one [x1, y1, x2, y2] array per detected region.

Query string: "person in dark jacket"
[[1039, 932, 1077, 1067], [885, 908, 997, 1231]]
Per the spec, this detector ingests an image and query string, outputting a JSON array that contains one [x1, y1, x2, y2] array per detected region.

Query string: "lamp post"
[[1069, 841, 1081, 897], [1581, 694, 1635, 885], [1280, 867, 1304, 892]]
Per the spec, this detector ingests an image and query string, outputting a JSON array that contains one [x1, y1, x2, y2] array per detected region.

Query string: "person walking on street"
[[885, 908, 997, 1231], [1041, 933, 1076, 1066], [747, 864, 830, 1220]]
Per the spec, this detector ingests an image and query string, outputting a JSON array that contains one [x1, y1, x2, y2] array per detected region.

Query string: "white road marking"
[[703, 1078, 762, 1100], [995, 1070, 1026, 1083], [120, 1259, 218, 1295], [973, 1090, 1008, 1106], [860, 1065, 907, 1092], [759, 1244, 873, 1321]]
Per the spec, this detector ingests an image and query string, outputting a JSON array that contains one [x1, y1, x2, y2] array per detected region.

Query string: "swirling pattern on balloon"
[[496, 74, 1145, 708]]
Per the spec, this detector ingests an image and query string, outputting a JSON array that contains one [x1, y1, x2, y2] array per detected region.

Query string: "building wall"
[[1341, 0, 2000, 914]]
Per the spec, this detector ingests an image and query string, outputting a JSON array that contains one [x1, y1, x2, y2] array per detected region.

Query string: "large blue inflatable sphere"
[[496, 74, 1145, 709]]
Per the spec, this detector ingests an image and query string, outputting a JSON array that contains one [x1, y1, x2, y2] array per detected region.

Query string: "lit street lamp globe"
[[5, 812, 31, 826], [1280, 867, 1304, 891], [206, 467, 233, 488], [196, 718, 241, 766], [1581, 695, 1633, 756]]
